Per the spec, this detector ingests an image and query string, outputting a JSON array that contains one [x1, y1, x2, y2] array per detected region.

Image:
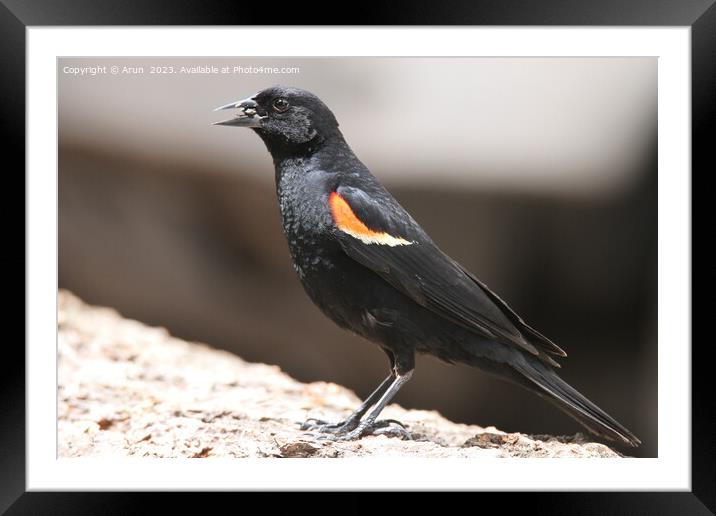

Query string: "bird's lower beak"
[[212, 97, 265, 128]]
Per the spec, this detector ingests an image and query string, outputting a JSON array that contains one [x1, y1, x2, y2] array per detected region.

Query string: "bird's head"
[[213, 86, 340, 153]]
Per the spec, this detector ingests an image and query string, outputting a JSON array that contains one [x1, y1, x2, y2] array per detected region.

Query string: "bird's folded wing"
[[332, 185, 566, 361]]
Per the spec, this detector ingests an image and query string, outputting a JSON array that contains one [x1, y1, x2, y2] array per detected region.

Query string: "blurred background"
[[58, 57, 657, 456]]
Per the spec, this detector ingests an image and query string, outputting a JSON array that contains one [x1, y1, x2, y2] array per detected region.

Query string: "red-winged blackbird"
[[214, 86, 640, 446]]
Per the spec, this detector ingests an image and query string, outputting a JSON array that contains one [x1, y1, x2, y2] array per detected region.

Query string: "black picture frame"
[[5, 1, 711, 513]]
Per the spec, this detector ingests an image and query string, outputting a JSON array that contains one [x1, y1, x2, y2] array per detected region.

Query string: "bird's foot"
[[299, 417, 359, 434], [308, 419, 411, 441]]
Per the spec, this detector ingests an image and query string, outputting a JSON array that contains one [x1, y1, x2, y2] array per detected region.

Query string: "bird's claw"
[[303, 419, 411, 441], [372, 424, 412, 440], [376, 418, 407, 430], [299, 417, 359, 434], [299, 417, 329, 430]]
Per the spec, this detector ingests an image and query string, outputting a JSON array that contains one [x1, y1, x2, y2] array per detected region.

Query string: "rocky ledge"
[[58, 290, 622, 458]]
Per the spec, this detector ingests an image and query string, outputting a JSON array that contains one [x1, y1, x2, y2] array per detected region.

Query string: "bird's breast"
[[276, 166, 337, 275], [274, 162, 397, 338]]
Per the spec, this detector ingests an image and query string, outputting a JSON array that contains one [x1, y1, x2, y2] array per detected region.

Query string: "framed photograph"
[[7, 0, 711, 513]]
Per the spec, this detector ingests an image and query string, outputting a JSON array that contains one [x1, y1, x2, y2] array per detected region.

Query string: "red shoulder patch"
[[329, 192, 412, 246]]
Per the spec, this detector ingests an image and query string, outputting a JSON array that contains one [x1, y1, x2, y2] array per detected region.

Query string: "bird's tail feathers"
[[510, 358, 641, 447]]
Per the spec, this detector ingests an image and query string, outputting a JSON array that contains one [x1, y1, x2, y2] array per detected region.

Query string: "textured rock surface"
[[58, 290, 622, 458]]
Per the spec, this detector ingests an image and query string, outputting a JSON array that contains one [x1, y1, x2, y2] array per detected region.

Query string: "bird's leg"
[[318, 370, 414, 441], [300, 374, 394, 433]]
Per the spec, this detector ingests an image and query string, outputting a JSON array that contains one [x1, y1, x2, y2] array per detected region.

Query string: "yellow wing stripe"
[[329, 192, 413, 246]]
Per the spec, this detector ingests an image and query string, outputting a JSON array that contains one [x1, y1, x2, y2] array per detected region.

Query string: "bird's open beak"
[[212, 97, 265, 127]]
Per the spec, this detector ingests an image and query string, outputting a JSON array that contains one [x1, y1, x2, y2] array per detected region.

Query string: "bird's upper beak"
[[212, 97, 265, 127]]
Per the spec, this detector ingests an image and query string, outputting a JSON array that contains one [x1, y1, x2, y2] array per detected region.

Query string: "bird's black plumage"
[[214, 85, 640, 447]]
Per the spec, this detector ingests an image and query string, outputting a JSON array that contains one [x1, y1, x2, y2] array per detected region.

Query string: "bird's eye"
[[273, 98, 289, 113]]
